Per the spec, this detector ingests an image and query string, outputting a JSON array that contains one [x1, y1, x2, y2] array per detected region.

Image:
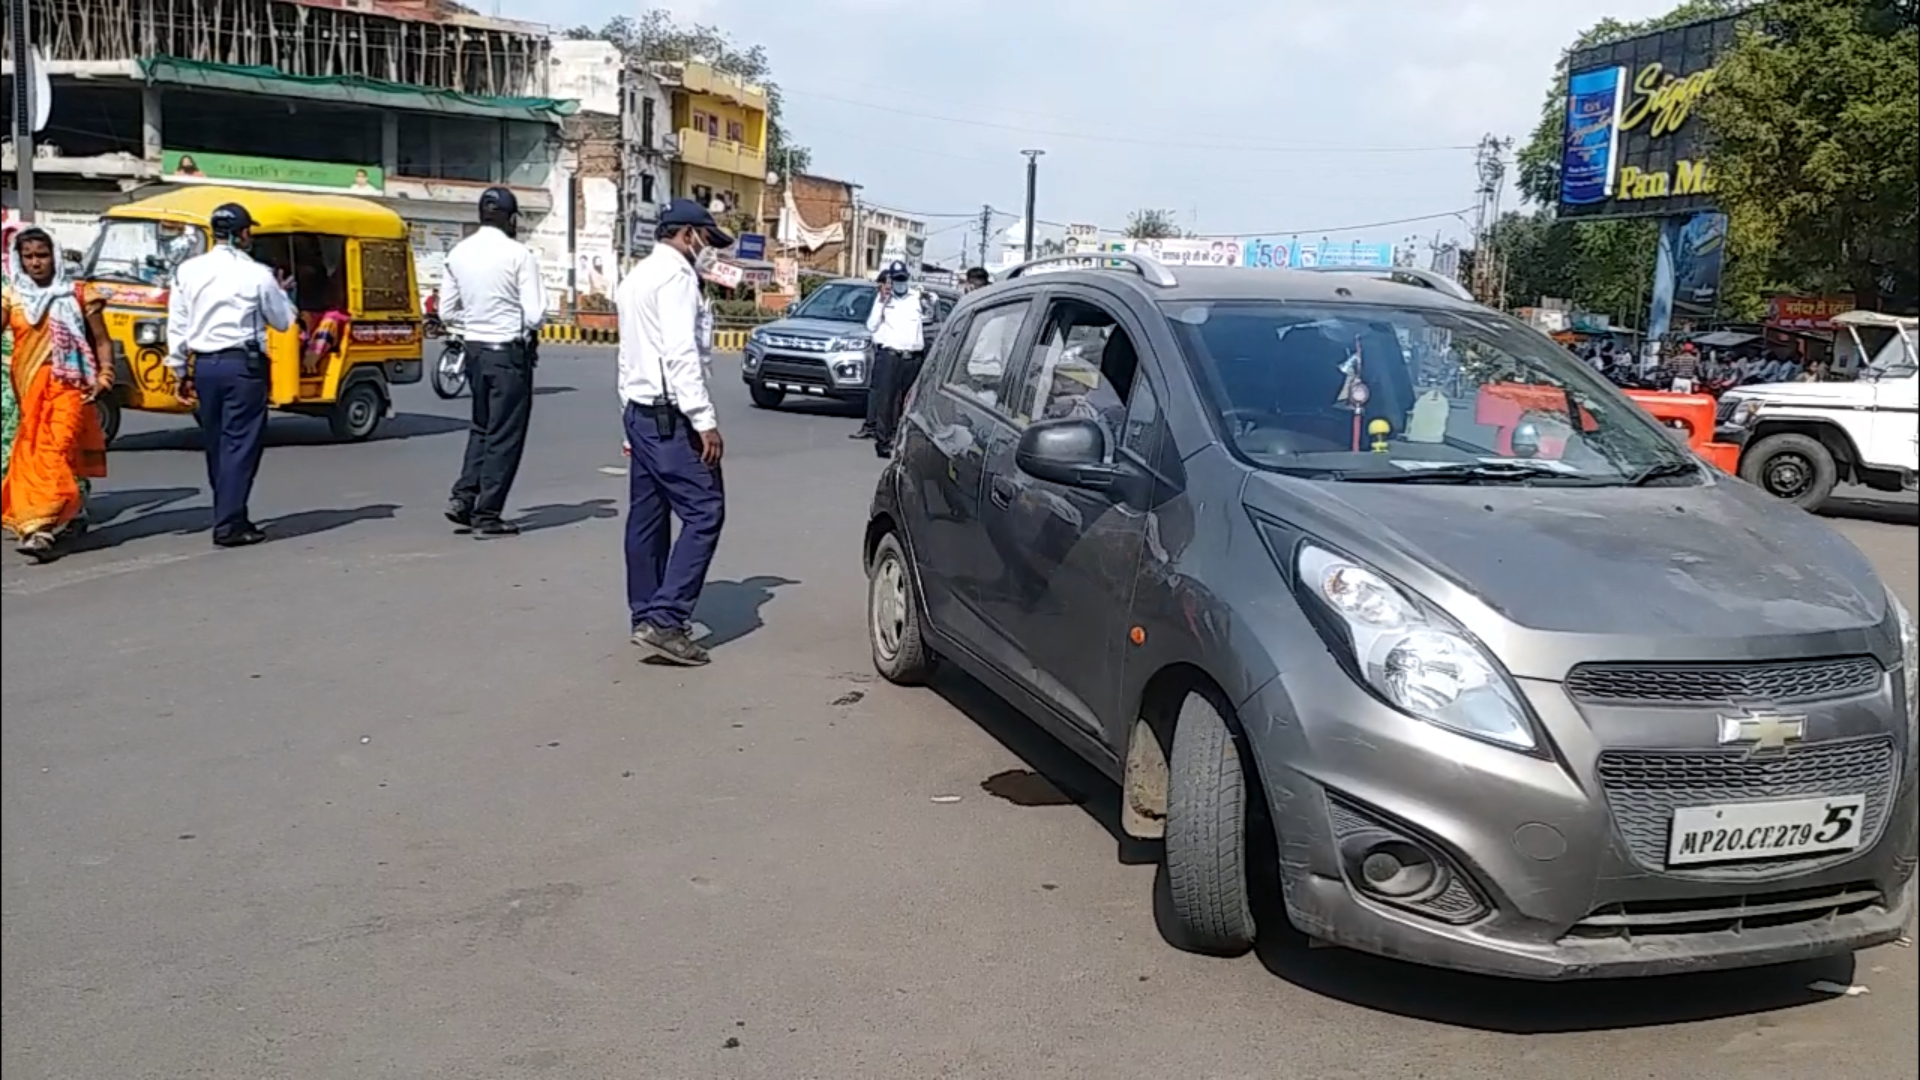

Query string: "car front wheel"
[[1161, 691, 1257, 956], [748, 381, 785, 409], [867, 531, 934, 685]]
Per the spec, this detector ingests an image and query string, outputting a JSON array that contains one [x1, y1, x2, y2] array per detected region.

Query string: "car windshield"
[[792, 282, 876, 323], [1163, 300, 1699, 485], [1863, 327, 1918, 379], [81, 219, 206, 285]]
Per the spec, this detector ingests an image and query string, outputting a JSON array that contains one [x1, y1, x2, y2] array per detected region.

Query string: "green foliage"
[[1123, 209, 1181, 240], [1704, 0, 1919, 310], [566, 10, 813, 175]]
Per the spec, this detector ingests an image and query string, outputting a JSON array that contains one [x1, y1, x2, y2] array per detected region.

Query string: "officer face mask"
[[889, 279, 909, 298]]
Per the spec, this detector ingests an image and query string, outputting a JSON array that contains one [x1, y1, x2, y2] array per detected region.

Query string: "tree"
[[1123, 209, 1181, 240], [566, 11, 813, 175], [1704, 0, 1919, 310]]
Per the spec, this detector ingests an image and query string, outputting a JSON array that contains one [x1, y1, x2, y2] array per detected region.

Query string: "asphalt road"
[[4, 347, 1916, 1080]]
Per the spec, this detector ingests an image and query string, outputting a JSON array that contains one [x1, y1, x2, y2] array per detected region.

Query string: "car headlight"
[[1724, 398, 1762, 427], [133, 320, 166, 347], [831, 336, 870, 353], [1297, 544, 1536, 751], [1892, 587, 1917, 757]]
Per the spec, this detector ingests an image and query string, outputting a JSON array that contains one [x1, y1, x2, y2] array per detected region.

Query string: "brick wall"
[[766, 173, 853, 276]]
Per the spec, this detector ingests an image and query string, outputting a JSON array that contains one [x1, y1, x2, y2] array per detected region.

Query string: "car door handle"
[[989, 475, 1016, 508]]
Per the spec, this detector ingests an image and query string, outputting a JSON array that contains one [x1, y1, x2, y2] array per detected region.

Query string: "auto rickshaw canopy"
[[102, 184, 408, 241]]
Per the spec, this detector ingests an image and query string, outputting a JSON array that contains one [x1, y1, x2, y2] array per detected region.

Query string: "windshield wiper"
[[1335, 461, 1590, 485], [1625, 460, 1701, 486]]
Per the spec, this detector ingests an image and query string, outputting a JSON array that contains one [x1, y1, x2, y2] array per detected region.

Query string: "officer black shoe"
[[214, 528, 268, 548], [445, 500, 474, 528], [874, 444, 893, 459], [848, 427, 874, 440], [472, 519, 521, 538], [631, 624, 711, 666]]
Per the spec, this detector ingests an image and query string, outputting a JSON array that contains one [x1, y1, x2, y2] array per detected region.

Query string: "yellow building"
[[660, 61, 770, 228]]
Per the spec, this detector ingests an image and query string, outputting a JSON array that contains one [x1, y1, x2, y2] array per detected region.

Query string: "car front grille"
[[1566, 656, 1883, 706], [760, 334, 832, 352], [1564, 882, 1884, 940], [1716, 397, 1739, 422], [1596, 737, 1899, 876], [759, 356, 830, 387]]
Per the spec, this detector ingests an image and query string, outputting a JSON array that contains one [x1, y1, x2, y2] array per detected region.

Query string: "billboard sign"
[[1765, 295, 1855, 331], [163, 149, 385, 194], [1556, 14, 1739, 220]]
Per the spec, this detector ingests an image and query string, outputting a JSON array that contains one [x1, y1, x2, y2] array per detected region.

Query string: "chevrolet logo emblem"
[[1717, 712, 1807, 753]]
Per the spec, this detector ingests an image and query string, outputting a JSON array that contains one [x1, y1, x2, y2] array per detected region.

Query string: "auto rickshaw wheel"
[[329, 380, 386, 442], [93, 395, 123, 448]]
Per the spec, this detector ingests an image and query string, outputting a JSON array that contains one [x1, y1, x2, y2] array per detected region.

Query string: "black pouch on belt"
[[652, 402, 679, 439]]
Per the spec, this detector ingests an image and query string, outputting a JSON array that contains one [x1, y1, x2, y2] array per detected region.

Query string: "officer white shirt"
[[616, 244, 716, 433], [866, 286, 927, 353], [440, 225, 546, 345], [163, 244, 297, 376]]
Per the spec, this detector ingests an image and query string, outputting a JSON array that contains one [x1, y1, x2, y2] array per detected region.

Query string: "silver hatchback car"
[[864, 255, 1917, 979]]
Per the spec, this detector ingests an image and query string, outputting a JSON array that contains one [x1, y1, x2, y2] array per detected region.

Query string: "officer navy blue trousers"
[[192, 347, 268, 541], [623, 401, 725, 633]]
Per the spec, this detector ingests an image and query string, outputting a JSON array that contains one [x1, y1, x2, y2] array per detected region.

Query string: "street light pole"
[[1020, 149, 1044, 261], [8, 0, 37, 223]]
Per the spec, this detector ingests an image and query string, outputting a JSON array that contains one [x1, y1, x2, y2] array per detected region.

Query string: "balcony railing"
[[676, 127, 767, 179]]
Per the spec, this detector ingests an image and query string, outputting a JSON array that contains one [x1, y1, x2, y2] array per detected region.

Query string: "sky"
[[495, 0, 1681, 262]]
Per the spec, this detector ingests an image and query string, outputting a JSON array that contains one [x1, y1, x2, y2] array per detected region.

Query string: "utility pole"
[[1020, 150, 1044, 261], [1468, 133, 1512, 305], [9, 0, 37, 223], [977, 204, 992, 269]]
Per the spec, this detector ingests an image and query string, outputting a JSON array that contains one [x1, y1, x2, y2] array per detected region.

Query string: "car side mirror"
[[783, 301, 798, 315], [1016, 417, 1123, 493]]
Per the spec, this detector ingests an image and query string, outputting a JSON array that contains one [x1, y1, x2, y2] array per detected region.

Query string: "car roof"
[[821, 276, 959, 296], [995, 262, 1483, 314]]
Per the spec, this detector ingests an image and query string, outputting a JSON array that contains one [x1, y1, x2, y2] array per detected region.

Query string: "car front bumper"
[[1245, 667, 1918, 980], [744, 345, 870, 400]]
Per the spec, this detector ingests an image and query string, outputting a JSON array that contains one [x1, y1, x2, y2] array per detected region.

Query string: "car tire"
[[748, 381, 785, 410], [328, 380, 386, 442], [1740, 432, 1838, 512], [1161, 691, 1257, 956], [867, 531, 934, 685], [93, 395, 122, 448]]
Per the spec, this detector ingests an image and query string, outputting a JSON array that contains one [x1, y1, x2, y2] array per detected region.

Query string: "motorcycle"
[[432, 337, 468, 399], [424, 312, 446, 339]]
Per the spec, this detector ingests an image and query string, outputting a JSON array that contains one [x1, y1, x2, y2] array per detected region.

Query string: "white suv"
[[1717, 311, 1918, 511]]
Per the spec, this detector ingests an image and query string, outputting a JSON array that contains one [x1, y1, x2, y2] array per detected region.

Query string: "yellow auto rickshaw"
[[78, 185, 424, 445]]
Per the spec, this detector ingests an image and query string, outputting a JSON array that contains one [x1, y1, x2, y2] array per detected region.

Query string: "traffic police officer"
[[864, 260, 931, 457], [164, 202, 296, 547], [441, 186, 546, 537], [615, 198, 729, 666]]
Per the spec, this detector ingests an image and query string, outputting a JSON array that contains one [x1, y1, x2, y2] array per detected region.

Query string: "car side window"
[[943, 301, 1029, 412], [1012, 298, 1140, 450]]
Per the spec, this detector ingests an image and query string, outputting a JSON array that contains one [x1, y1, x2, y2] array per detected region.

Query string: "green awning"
[[139, 57, 577, 124]]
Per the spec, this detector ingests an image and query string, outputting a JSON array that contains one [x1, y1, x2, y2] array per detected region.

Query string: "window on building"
[[641, 98, 656, 148], [693, 113, 710, 135], [691, 183, 714, 206], [641, 173, 656, 204], [726, 119, 744, 143], [865, 229, 888, 274]]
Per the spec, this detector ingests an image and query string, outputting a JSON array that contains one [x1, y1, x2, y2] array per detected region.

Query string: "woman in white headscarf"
[[1, 227, 115, 560]]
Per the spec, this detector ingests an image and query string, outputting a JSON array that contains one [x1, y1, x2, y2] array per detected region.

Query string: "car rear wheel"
[[1161, 692, 1257, 956], [328, 380, 386, 442], [1740, 432, 1837, 512], [748, 381, 785, 409], [868, 531, 933, 685]]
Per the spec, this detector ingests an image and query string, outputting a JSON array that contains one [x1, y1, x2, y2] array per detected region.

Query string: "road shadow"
[[1253, 925, 1860, 1033], [692, 574, 800, 649], [516, 498, 619, 532], [532, 385, 577, 397], [85, 486, 200, 526], [75, 501, 399, 549], [926, 662, 1874, 1030], [112, 412, 469, 452], [1821, 496, 1918, 526], [926, 664, 1153, 863], [766, 398, 865, 420]]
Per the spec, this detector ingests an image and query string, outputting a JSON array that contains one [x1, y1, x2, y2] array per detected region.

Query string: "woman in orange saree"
[[1, 228, 115, 562]]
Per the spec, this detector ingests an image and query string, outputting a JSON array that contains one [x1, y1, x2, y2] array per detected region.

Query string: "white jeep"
[[1717, 310, 1918, 512]]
